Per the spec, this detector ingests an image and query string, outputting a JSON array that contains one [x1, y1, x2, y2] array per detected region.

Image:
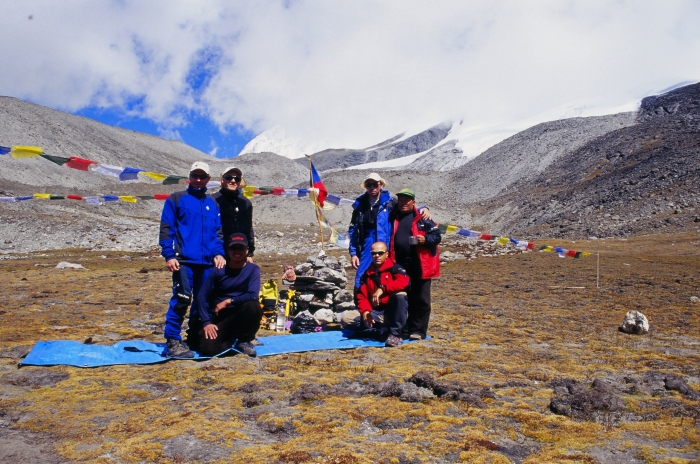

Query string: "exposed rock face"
[[464, 82, 700, 239], [619, 310, 649, 335]]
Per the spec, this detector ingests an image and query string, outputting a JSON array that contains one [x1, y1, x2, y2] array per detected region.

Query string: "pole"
[[596, 240, 600, 289], [306, 155, 325, 251]]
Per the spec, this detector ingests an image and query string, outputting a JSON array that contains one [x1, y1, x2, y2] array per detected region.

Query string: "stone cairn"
[[285, 252, 355, 326]]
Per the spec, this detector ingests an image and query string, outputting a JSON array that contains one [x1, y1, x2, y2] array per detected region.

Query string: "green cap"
[[396, 188, 415, 199]]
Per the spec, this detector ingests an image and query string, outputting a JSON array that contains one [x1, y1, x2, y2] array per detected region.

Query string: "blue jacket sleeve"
[[422, 218, 442, 247], [213, 204, 225, 258], [348, 207, 359, 257], [197, 270, 217, 326], [159, 197, 178, 261]]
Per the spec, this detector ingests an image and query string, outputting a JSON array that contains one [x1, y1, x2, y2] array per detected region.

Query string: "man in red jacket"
[[351, 241, 410, 347]]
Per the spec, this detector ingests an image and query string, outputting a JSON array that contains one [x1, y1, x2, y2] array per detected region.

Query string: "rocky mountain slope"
[[459, 82, 700, 238]]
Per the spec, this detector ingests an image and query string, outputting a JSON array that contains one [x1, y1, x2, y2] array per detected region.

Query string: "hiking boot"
[[385, 335, 402, 347], [235, 341, 257, 357], [250, 338, 265, 347], [409, 333, 423, 340], [166, 339, 194, 358]]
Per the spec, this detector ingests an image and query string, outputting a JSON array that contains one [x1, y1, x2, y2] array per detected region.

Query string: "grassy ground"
[[0, 234, 699, 463]]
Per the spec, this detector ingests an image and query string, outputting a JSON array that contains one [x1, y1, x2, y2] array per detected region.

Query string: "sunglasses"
[[365, 182, 379, 188], [223, 175, 241, 182], [190, 173, 210, 180], [370, 251, 386, 256]]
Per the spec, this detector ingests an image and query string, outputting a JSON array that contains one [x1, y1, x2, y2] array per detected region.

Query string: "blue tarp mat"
[[20, 331, 425, 368]]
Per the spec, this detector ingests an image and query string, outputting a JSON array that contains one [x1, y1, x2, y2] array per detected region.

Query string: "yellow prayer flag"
[[33, 193, 51, 199], [580, 252, 591, 258], [243, 186, 255, 199], [446, 225, 459, 234], [12, 146, 43, 158], [118, 196, 138, 203], [497, 236, 509, 245], [141, 172, 168, 182], [542, 246, 553, 252]]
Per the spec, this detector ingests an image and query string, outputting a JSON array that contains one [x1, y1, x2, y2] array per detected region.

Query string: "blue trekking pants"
[[163, 263, 212, 341]]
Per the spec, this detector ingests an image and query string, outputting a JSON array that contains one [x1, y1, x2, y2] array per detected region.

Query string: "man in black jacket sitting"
[[213, 166, 255, 262]]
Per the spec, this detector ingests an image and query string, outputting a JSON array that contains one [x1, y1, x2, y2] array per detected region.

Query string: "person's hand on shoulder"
[[213, 255, 226, 269]]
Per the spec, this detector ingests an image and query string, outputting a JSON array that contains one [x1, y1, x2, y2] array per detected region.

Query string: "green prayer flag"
[[438, 223, 448, 233], [49, 195, 65, 200], [162, 175, 187, 185], [40, 154, 69, 166], [135, 195, 155, 200]]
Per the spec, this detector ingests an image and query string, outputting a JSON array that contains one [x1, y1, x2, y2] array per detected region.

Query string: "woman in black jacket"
[[213, 166, 255, 262]]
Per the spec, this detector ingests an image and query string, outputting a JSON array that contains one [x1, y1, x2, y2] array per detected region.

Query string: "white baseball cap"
[[189, 161, 210, 175], [360, 172, 385, 188], [221, 166, 242, 177]]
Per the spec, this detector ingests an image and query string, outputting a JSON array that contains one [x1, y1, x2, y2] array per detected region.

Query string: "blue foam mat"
[[19, 331, 425, 368]]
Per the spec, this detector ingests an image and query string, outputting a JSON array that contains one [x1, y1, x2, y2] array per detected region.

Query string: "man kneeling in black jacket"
[[195, 233, 262, 357]]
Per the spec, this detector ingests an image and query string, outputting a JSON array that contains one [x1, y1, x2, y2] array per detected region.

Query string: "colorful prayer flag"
[[446, 225, 459, 234], [297, 189, 309, 197], [65, 156, 97, 171], [162, 175, 187, 185], [438, 223, 448, 233], [17, 196, 34, 201], [326, 194, 341, 205], [119, 167, 144, 181], [243, 186, 255, 199], [85, 196, 101, 205], [339, 198, 354, 205], [118, 196, 138, 203], [11, 146, 43, 158], [0, 146, 11, 155], [497, 236, 509, 245], [102, 195, 119, 202], [136, 196, 155, 201], [40, 154, 69, 166], [93, 164, 124, 178], [49, 195, 65, 200], [153, 194, 170, 201], [141, 172, 168, 182], [479, 233, 492, 240], [33, 193, 51, 199], [0, 197, 16, 202], [66, 194, 83, 200], [309, 161, 328, 206]]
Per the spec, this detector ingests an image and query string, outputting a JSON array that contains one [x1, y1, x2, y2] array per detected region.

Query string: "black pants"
[[195, 300, 263, 356], [403, 276, 432, 339]]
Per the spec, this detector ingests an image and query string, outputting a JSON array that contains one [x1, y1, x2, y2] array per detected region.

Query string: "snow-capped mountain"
[[240, 126, 326, 160]]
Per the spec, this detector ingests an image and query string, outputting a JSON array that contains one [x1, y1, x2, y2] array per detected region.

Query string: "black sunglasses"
[[223, 175, 241, 182], [190, 173, 209, 180], [365, 182, 379, 188], [370, 251, 386, 256]]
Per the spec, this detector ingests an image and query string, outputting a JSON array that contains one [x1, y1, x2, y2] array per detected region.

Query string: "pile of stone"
[[286, 252, 355, 324]]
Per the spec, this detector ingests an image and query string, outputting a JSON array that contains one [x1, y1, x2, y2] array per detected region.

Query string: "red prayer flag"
[[66, 194, 83, 200], [272, 188, 284, 195], [526, 242, 534, 250], [65, 156, 98, 171], [154, 194, 170, 200], [310, 161, 328, 206], [480, 233, 492, 240], [253, 189, 262, 195], [566, 249, 577, 257]]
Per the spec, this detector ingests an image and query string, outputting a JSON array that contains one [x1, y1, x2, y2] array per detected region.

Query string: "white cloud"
[[1, 1, 699, 152]]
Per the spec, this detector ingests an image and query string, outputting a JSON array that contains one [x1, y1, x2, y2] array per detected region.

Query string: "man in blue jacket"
[[348, 173, 431, 297], [159, 161, 226, 358]]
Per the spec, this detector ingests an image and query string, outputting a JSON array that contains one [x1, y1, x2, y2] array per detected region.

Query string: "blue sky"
[[1, 1, 699, 159], [75, 106, 255, 159]]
